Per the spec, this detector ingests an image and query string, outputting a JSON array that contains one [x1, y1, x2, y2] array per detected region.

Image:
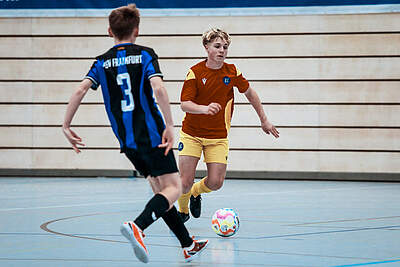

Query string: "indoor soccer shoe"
[[190, 195, 202, 218], [183, 237, 209, 262], [120, 221, 149, 263], [178, 211, 190, 223]]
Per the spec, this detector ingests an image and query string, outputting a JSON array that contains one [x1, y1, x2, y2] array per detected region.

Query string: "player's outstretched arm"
[[62, 79, 92, 153], [150, 76, 175, 155], [244, 86, 279, 138]]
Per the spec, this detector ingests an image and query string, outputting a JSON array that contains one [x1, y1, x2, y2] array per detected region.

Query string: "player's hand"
[[62, 127, 85, 153], [205, 102, 222, 115], [261, 120, 280, 138], [158, 125, 174, 156]]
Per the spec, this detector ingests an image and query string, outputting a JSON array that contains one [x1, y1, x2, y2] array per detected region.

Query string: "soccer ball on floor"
[[211, 208, 240, 237]]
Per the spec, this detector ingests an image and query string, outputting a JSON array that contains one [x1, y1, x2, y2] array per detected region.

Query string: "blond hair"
[[202, 28, 231, 47]]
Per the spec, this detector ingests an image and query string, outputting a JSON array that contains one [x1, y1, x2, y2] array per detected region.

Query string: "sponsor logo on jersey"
[[223, 76, 231, 85]]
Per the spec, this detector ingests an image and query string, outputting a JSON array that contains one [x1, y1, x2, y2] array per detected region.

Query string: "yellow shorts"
[[178, 130, 229, 164]]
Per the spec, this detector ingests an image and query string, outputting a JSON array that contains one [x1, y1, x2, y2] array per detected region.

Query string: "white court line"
[[0, 199, 147, 212], [0, 184, 397, 212], [212, 184, 399, 198]]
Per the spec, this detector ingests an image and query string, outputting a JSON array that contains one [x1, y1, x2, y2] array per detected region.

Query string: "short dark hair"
[[109, 4, 140, 40]]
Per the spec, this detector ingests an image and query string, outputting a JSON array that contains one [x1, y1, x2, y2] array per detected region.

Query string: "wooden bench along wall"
[[0, 14, 399, 179]]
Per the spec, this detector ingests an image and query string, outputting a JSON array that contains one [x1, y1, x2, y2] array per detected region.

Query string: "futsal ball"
[[211, 208, 240, 237]]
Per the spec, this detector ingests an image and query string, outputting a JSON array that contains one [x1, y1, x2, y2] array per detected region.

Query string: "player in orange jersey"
[[177, 28, 280, 222]]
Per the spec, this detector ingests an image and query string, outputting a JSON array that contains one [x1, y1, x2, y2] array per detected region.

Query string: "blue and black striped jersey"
[[85, 43, 165, 152]]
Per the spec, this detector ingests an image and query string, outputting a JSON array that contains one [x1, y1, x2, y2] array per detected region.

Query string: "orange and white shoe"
[[120, 221, 149, 263], [182, 237, 209, 262]]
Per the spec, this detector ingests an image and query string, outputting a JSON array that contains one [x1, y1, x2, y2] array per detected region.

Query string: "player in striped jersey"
[[62, 4, 207, 263]]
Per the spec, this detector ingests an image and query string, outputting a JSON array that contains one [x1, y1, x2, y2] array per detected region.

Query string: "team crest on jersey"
[[178, 142, 184, 151], [223, 76, 231, 85], [202, 78, 207, 85]]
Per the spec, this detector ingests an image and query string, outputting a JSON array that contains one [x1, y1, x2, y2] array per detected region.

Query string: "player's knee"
[[180, 174, 194, 193], [206, 177, 224, 191], [181, 179, 193, 194]]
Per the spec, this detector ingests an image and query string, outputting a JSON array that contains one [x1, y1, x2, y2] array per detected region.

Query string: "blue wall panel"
[[1, 0, 399, 9]]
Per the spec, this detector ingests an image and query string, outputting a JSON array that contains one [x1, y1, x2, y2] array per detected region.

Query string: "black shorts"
[[125, 147, 178, 178]]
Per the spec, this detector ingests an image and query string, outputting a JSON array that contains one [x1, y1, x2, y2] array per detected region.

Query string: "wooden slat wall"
[[0, 14, 399, 178], [2, 34, 400, 58], [2, 58, 400, 80]]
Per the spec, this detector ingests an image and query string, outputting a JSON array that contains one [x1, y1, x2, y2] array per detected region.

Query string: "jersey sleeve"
[[234, 65, 250, 93], [180, 69, 197, 102], [84, 61, 100, 90], [142, 48, 163, 80]]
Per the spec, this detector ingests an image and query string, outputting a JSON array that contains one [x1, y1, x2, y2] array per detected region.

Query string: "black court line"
[[40, 212, 383, 261], [40, 213, 127, 244]]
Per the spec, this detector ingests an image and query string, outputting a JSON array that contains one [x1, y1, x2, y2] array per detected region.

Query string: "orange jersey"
[[181, 60, 249, 138]]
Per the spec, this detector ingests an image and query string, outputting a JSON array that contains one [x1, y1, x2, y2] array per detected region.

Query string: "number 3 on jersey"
[[117, 73, 134, 112]]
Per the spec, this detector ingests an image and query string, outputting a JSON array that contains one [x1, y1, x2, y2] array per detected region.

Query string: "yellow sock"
[[191, 177, 212, 197], [178, 191, 191, 214]]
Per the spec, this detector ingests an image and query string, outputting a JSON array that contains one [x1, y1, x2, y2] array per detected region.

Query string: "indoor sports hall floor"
[[0, 177, 399, 267]]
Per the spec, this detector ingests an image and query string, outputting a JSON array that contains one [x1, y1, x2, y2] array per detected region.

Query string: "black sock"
[[162, 206, 193, 248], [134, 193, 169, 231]]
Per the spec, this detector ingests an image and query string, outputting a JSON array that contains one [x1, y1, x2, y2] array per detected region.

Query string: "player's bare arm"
[[244, 86, 280, 138], [62, 79, 92, 153], [150, 76, 175, 155], [181, 101, 222, 115]]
